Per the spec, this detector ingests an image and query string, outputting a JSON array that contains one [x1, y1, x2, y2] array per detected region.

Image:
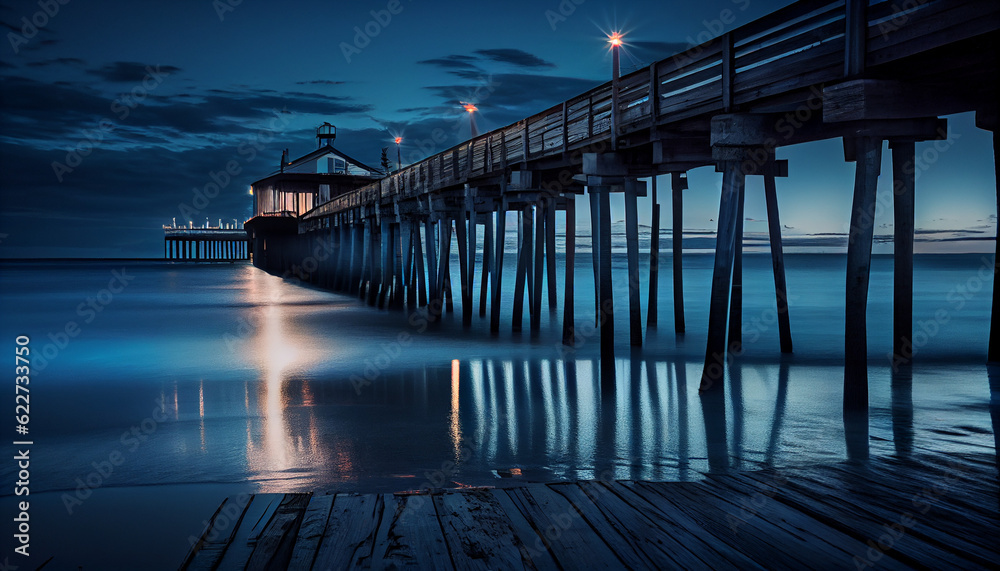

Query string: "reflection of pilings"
[[701, 385, 729, 473], [890, 365, 914, 459], [765, 361, 789, 466]]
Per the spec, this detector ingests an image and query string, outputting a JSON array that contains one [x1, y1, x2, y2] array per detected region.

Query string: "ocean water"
[[0, 252, 996, 569]]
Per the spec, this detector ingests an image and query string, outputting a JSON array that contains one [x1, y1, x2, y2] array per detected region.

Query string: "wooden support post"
[[598, 188, 614, 357], [990, 131, 1000, 363], [490, 208, 506, 333], [546, 200, 557, 310], [532, 202, 544, 332], [392, 223, 405, 309], [728, 189, 745, 351], [351, 224, 364, 295], [699, 163, 745, 392], [425, 220, 438, 306], [589, 188, 601, 327], [890, 140, 915, 367], [526, 208, 535, 318], [764, 174, 793, 353], [456, 212, 471, 325], [563, 197, 576, 346], [625, 182, 642, 346], [648, 177, 660, 327], [512, 206, 531, 332], [437, 221, 453, 314], [672, 175, 686, 334], [479, 215, 493, 317], [377, 222, 391, 308], [845, 136, 882, 413], [360, 221, 371, 301], [466, 191, 476, 321], [415, 222, 428, 307], [368, 220, 381, 306], [401, 219, 414, 308]]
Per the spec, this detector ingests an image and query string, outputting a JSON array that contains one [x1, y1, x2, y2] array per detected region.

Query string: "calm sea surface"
[[0, 252, 996, 569]]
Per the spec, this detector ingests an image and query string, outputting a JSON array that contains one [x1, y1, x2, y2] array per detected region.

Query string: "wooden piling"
[[360, 221, 371, 301], [377, 222, 391, 308], [589, 188, 601, 327], [699, 163, 745, 392], [844, 136, 882, 413], [351, 224, 364, 295], [392, 223, 405, 309], [480, 215, 493, 318], [672, 174, 686, 334], [563, 196, 576, 346], [401, 219, 415, 309], [546, 200, 557, 310], [598, 188, 614, 357], [764, 174, 793, 353], [465, 190, 477, 322], [456, 211, 471, 325], [625, 183, 643, 346], [437, 221, 452, 313], [425, 221, 438, 307], [891, 140, 915, 366], [490, 208, 506, 333], [414, 223, 428, 307], [990, 131, 1000, 363], [512, 206, 531, 332], [648, 176, 660, 327], [532, 202, 545, 332], [728, 190, 745, 351]]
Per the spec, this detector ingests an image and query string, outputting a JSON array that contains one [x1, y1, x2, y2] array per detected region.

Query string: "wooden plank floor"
[[180, 453, 999, 570]]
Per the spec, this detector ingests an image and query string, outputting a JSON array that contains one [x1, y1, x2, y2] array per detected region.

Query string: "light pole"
[[463, 102, 479, 138], [394, 137, 402, 172], [608, 31, 623, 151]]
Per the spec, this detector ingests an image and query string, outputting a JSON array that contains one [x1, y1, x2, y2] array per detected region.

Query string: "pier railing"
[[304, 0, 997, 221]]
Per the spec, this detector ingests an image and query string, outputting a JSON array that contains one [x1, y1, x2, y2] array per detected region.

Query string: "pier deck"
[[181, 452, 998, 570]]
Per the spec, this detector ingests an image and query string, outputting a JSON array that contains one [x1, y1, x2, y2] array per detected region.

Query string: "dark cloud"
[[26, 57, 85, 67], [473, 49, 555, 69], [87, 61, 182, 83], [417, 55, 481, 71], [0, 76, 373, 146], [295, 80, 346, 86]]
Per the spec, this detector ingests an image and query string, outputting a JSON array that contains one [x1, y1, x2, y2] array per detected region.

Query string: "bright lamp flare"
[[463, 103, 478, 113], [608, 32, 623, 46], [394, 137, 402, 144]]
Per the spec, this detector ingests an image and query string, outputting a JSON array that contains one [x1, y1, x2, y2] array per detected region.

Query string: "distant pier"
[[164, 225, 251, 261]]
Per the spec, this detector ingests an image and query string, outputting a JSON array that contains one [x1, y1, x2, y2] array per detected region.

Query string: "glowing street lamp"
[[394, 136, 402, 171], [462, 102, 479, 138], [608, 31, 623, 151]]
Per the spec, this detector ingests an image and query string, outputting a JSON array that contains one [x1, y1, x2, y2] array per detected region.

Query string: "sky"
[[0, 0, 996, 257]]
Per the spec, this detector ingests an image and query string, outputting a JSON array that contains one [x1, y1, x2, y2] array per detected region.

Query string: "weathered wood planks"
[[182, 453, 999, 570]]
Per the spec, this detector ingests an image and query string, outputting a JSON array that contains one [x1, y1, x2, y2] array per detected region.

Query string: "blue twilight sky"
[[0, 0, 995, 257]]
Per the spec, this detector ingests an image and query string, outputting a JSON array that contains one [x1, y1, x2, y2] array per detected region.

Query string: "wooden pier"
[[181, 451, 999, 570], [244, 0, 999, 415], [165, 226, 251, 262]]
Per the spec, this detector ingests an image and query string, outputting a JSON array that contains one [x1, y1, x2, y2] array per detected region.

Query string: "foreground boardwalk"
[[181, 453, 998, 570]]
